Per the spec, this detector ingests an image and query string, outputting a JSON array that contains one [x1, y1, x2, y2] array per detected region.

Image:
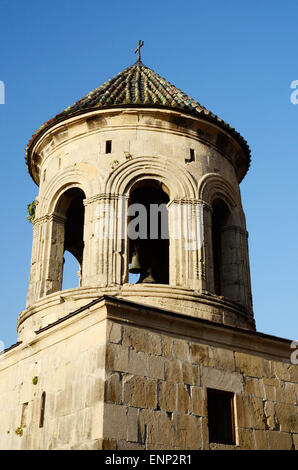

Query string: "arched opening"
[[128, 179, 170, 284], [54, 187, 85, 291], [212, 198, 236, 299], [62, 251, 81, 290]]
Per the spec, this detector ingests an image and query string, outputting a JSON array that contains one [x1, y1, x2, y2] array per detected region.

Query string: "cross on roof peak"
[[134, 40, 144, 65]]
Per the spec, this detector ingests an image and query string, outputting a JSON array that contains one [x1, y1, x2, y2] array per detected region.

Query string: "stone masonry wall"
[[0, 298, 296, 450], [0, 316, 107, 450], [102, 320, 298, 450]]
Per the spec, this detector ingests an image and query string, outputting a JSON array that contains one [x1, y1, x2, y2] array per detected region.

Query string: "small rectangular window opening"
[[39, 392, 46, 428], [185, 148, 195, 163], [105, 140, 112, 154], [207, 388, 235, 445]]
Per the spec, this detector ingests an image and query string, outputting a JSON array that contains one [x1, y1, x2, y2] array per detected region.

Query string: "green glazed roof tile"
[[26, 62, 251, 181]]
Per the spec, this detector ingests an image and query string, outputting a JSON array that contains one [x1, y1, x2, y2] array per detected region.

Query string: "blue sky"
[[0, 0, 297, 348]]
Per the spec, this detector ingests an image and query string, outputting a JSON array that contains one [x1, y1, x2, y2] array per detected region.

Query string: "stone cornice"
[[33, 295, 292, 363], [167, 198, 212, 211], [33, 213, 67, 226], [84, 193, 128, 206]]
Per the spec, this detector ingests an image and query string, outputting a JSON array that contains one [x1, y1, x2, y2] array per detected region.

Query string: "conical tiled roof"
[[26, 61, 251, 181]]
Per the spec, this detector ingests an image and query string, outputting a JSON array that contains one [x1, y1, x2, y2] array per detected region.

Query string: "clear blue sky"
[[0, 0, 297, 348]]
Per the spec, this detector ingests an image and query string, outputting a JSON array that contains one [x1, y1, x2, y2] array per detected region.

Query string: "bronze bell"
[[139, 266, 156, 283], [129, 250, 142, 274]]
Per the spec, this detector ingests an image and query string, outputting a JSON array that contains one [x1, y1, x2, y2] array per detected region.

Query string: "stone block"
[[107, 322, 122, 344], [172, 339, 189, 361], [86, 375, 104, 407], [172, 413, 201, 449], [105, 373, 122, 404], [191, 386, 207, 416], [238, 428, 255, 450], [117, 440, 145, 450], [264, 400, 275, 430], [182, 362, 193, 385], [123, 375, 157, 409], [190, 343, 211, 366], [192, 364, 201, 386], [254, 430, 269, 450], [235, 395, 250, 428], [102, 403, 126, 440], [209, 347, 235, 371], [249, 396, 265, 429], [267, 431, 293, 450], [235, 352, 268, 378], [165, 359, 183, 383], [161, 336, 172, 358], [244, 377, 263, 397], [127, 349, 149, 376], [293, 433, 298, 450], [275, 403, 298, 433], [158, 382, 176, 412], [147, 355, 165, 380], [106, 343, 129, 372], [91, 402, 104, 440], [202, 366, 243, 394], [98, 438, 117, 450], [127, 407, 139, 443], [122, 327, 161, 356], [177, 384, 191, 413], [139, 409, 172, 447]]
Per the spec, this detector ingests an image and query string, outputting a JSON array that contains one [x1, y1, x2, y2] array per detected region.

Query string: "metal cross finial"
[[134, 40, 144, 63]]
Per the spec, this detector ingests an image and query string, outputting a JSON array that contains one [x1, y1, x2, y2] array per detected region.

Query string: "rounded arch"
[[39, 167, 104, 216], [198, 173, 242, 226], [104, 156, 198, 200]]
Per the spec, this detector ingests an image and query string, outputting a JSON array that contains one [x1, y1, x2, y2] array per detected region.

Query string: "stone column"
[[84, 193, 128, 287], [26, 213, 66, 306], [168, 199, 207, 290]]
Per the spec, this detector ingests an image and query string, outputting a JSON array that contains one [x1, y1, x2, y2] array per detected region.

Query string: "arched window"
[[128, 180, 169, 285], [62, 250, 81, 290], [53, 187, 85, 292], [212, 198, 237, 300]]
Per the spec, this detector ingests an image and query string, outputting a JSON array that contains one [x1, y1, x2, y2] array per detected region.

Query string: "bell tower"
[[1, 47, 296, 452], [20, 53, 254, 341]]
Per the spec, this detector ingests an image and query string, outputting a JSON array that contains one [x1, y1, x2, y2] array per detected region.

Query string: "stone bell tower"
[[20, 49, 254, 342], [1, 47, 296, 451]]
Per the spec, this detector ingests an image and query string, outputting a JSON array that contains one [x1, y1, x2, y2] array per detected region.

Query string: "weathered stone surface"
[[172, 339, 189, 361], [264, 400, 275, 430], [106, 343, 129, 372], [139, 410, 172, 447], [127, 407, 139, 443], [107, 323, 122, 344], [267, 431, 293, 450], [235, 395, 250, 428], [254, 430, 269, 450], [202, 366, 243, 394], [177, 384, 191, 412], [249, 396, 265, 430], [293, 433, 298, 450], [275, 403, 298, 433], [105, 373, 122, 404], [165, 359, 183, 383], [172, 413, 202, 449], [123, 328, 162, 356], [123, 376, 157, 409], [102, 404, 126, 440], [235, 352, 269, 378], [190, 344, 211, 366], [238, 428, 255, 449], [244, 377, 264, 397], [158, 382, 176, 412], [0, 304, 297, 451], [191, 386, 207, 416]]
